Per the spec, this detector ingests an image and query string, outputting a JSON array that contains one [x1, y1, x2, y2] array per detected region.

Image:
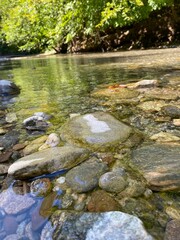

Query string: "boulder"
[[131, 144, 180, 191], [60, 112, 132, 151], [50, 211, 153, 240], [8, 146, 89, 179]]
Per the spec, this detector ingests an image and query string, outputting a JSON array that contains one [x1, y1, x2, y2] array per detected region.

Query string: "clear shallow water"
[[1, 48, 179, 129], [0, 48, 179, 239]]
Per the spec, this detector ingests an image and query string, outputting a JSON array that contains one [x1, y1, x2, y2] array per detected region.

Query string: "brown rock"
[[13, 143, 26, 151], [0, 151, 12, 163], [87, 190, 120, 212], [164, 220, 180, 240]]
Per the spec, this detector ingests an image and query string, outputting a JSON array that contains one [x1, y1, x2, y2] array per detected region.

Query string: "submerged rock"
[[144, 88, 179, 101], [60, 112, 132, 151], [87, 190, 120, 212], [8, 146, 89, 179], [162, 105, 180, 118], [30, 178, 52, 197], [0, 187, 35, 215], [131, 144, 180, 191], [0, 130, 19, 150], [0, 80, 20, 95], [66, 157, 108, 193], [50, 211, 153, 240], [150, 132, 180, 142], [137, 100, 167, 112]]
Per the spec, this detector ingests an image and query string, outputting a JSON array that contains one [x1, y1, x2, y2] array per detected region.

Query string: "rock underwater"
[[0, 80, 20, 108], [0, 80, 20, 95], [60, 111, 132, 151]]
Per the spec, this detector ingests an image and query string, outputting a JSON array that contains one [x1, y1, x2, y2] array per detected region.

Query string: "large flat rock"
[[60, 112, 132, 151], [131, 144, 180, 191], [48, 211, 153, 240], [8, 146, 89, 179]]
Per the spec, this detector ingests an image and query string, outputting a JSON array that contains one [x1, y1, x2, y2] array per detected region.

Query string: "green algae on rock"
[[60, 112, 132, 151]]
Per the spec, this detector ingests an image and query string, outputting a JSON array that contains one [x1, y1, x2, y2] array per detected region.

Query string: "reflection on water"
[[1, 49, 179, 128]]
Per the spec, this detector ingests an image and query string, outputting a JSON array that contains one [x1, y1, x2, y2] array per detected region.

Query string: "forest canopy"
[[0, 0, 178, 53]]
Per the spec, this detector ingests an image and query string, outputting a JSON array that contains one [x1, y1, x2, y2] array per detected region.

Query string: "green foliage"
[[0, 0, 175, 53]]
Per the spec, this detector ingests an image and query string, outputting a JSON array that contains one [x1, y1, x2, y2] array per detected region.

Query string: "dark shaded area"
[[68, 6, 180, 53]]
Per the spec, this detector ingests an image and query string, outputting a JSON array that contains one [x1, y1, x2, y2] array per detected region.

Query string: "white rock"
[[5, 113, 17, 123], [45, 133, 60, 147]]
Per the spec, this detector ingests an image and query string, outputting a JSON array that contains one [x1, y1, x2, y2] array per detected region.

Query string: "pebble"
[[173, 119, 180, 126], [0, 151, 12, 163], [150, 132, 180, 142], [30, 178, 52, 197], [5, 113, 17, 123], [99, 170, 127, 193]]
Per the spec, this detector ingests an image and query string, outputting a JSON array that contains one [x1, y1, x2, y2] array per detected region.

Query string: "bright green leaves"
[[98, 0, 146, 29], [0, 0, 175, 53]]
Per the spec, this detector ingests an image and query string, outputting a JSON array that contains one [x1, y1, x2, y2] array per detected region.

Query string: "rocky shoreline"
[[0, 75, 180, 239]]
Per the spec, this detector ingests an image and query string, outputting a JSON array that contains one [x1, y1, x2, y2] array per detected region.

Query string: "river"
[[0, 48, 179, 240]]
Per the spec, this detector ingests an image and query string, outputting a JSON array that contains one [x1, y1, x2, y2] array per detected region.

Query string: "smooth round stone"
[[99, 170, 127, 193], [0, 187, 35, 215], [66, 157, 108, 193]]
